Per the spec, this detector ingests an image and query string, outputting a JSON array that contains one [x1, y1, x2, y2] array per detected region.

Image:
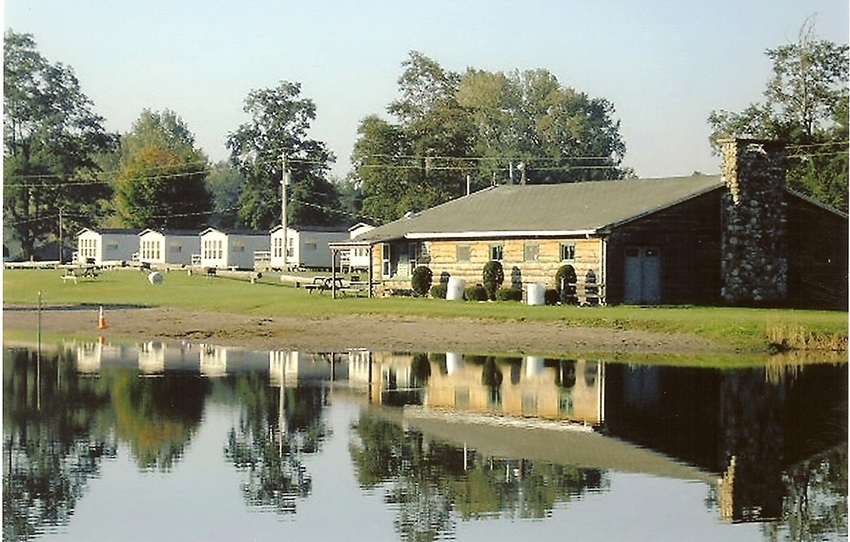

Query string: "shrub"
[[482, 260, 504, 300], [464, 283, 488, 301], [544, 288, 561, 305], [411, 266, 433, 297], [430, 283, 448, 299], [555, 264, 578, 304], [496, 287, 523, 302]]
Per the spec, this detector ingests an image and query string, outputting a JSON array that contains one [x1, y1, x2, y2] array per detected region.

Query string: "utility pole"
[[281, 153, 289, 270], [57, 208, 63, 264]]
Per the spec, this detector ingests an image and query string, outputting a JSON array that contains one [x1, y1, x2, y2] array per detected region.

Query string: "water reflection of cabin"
[[368, 353, 604, 426], [352, 140, 848, 308]]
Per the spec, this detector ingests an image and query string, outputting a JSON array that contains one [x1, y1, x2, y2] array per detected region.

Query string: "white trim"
[[405, 229, 599, 240]]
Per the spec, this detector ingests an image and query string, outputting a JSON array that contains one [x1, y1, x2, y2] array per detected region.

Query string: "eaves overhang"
[[404, 229, 602, 240]]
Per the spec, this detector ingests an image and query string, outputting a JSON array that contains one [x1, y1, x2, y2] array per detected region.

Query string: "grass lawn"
[[3, 267, 847, 353]]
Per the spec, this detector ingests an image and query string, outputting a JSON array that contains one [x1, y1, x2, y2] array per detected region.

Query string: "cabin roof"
[[356, 175, 724, 242]]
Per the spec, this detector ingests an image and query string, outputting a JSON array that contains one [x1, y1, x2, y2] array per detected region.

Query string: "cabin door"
[[624, 247, 661, 304]]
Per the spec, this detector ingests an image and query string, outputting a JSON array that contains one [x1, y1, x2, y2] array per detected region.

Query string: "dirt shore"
[[3, 305, 733, 355]]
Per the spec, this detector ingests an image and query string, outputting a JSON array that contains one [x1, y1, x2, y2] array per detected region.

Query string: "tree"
[[3, 30, 116, 260], [226, 82, 341, 229], [352, 52, 627, 223], [113, 109, 212, 229], [708, 18, 848, 211], [459, 67, 626, 184], [206, 161, 245, 229]]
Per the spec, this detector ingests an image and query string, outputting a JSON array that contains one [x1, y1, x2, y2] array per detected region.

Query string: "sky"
[[5, 1, 849, 180]]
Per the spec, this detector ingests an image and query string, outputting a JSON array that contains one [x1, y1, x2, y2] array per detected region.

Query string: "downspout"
[[368, 244, 374, 298], [600, 236, 607, 305]]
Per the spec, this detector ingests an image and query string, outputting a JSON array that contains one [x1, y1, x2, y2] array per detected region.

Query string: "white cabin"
[[347, 223, 374, 271], [137, 229, 200, 266], [76, 228, 139, 265], [199, 227, 270, 270], [269, 225, 348, 270]]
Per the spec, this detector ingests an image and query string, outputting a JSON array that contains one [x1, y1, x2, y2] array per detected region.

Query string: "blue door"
[[624, 247, 661, 304]]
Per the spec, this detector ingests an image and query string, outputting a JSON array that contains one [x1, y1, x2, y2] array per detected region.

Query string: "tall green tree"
[[206, 161, 245, 229], [708, 19, 849, 212], [458, 67, 626, 184], [113, 109, 212, 229], [226, 82, 341, 229], [3, 30, 116, 259], [352, 52, 627, 224]]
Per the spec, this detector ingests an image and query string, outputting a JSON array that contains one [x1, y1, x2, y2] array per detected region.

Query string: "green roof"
[[357, 175, 724, 242]]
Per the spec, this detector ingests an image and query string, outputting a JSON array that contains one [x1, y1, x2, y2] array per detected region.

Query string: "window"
[[456, 244, 471, 262], [490, 244, 504, 261], [273, 237, 284, 258], [305, 242, 318, 251], [560, 243, 576, 261], [523, 242, 539, 262]]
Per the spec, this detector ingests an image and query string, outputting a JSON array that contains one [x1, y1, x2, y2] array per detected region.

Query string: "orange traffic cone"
[[97, 305, 108, 330]]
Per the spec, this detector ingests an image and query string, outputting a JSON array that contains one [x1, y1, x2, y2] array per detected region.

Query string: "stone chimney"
[[720, 138, 788, 305]]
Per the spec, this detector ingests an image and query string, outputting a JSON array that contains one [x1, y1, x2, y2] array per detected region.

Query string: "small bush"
[[555, 264, 578, 304], [411, 266, 433, 297], [496, 287, 523, 302], [482, 260, 504, 300], [389, 288, 415, 297], [464, 284, 488, 301], [430, 283, 448, 299], [544, 288, 560, 305]]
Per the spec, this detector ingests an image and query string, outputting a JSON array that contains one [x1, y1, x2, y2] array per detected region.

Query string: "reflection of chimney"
[[719, 138, 788, 305]]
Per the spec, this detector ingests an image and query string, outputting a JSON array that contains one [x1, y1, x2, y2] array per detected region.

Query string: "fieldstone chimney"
[[720, 138, 788, 305]]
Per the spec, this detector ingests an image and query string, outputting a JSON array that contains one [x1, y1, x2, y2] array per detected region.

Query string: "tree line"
[[4, 24, 847, 261]]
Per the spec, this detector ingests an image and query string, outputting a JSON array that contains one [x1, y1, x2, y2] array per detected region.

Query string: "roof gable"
[[357, 175, 723, 242]]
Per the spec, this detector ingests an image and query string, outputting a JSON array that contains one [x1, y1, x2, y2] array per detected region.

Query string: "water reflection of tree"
[[222, 375, 329, 514], [3, 347, 116, 540], [760, 444, 848, 541], [109, 371, 208, 471], [350, 415, 606, 541]]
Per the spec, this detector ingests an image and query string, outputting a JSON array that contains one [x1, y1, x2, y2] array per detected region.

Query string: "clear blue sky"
[[5, 1, 848, 179]]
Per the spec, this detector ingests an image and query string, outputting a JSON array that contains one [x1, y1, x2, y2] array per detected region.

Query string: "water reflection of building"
[[366, 353, 604, 426], [138, 341, 166, 374], [197, 344, 225, 377], [269, 351, 352, 388], [603, 362, 848, 524]]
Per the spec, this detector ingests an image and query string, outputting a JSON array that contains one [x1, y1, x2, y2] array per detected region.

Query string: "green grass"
[[4, 267, 848, 353]]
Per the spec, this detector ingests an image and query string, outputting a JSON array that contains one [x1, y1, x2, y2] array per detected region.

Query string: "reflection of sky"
[[37, 396, 767, 542]]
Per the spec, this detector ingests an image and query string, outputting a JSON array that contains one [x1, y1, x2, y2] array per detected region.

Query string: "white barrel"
[[446, 277, 466, 300], [526, 283, 545, 305]]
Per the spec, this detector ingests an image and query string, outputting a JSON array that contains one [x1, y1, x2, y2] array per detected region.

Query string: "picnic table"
[[304, 276, 344, 294], [60, 264, 99, 283]]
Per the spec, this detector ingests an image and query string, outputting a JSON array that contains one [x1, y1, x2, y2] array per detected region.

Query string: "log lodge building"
[[352, 139, 848, 309]]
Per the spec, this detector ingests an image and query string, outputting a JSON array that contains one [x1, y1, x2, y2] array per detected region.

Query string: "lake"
[[3, 340, 847, 541]]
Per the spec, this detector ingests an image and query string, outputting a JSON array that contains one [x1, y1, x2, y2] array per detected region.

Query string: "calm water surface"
[[3, 340, 847, 541]]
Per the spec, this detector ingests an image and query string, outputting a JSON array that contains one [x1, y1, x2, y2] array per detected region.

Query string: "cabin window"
[[454, 387, 470, 408], [170, 244, 182, 253], [456, 244, 471, 263], [106, 242, 119, 251], [273, 237, 284, 258], [305, 242, 318, 251], [233, 243, 245, 253], [560, 243, 576, 261], [381, 243, 391, 277], [490, 244, 504, 261], [523, 242, 540, 262]]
